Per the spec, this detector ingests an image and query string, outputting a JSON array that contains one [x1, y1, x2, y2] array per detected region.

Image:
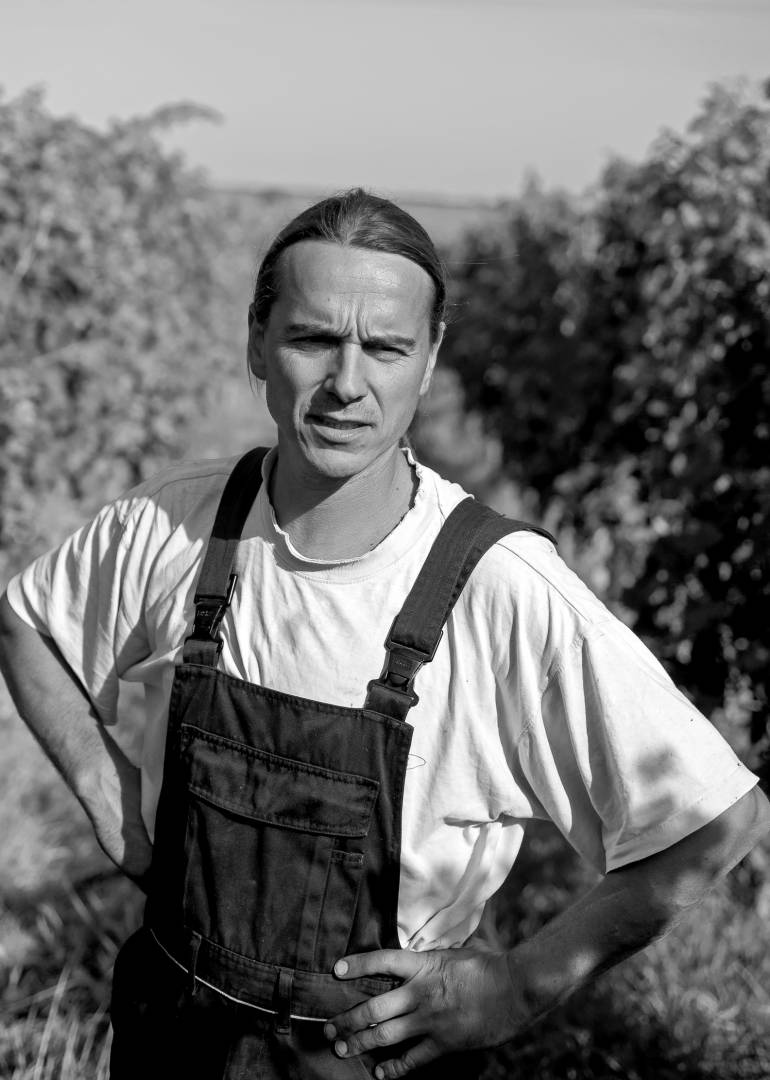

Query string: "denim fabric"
[[110, 928, 379, 1079], [110, 928, 484, 1079], [144, 665, 412, 1018]]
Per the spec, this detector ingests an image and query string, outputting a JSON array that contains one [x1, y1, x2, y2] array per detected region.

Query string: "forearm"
[[506, 786, 770, 1026], [505, 862, 678, 1026], [307, 794, 770, 1078], [0, 591, 151, 882], [1, 591, 113, 805]]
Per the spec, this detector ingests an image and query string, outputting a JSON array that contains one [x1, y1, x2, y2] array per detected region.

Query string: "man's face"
[[248, 241, 442, 482]]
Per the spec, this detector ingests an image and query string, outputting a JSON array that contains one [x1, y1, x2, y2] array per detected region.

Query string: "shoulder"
[[481, 529, 611, 628], [413, 457, 605, 618], [452, 511, 615, 675], [416, 459, 610, 629], [111, 453, 246, 538], [412, 461, 613, 666]]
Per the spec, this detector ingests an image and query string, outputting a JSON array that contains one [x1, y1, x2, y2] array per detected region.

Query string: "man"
[[0, 189, 768, 1080]]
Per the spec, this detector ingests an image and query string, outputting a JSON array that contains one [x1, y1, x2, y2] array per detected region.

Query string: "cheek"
[[266, 358, 312, 415], [381, 373, 426, 426]]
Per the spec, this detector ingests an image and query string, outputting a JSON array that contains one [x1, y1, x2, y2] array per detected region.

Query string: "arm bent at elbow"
[[0, 591, 152, 887], [507, 784, 770, 1019], [325, 786, 770, 1079]]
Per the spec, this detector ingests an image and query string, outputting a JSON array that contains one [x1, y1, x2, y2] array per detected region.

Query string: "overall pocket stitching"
[[181, 724, 381, 790], [186, 783, 371, 838]]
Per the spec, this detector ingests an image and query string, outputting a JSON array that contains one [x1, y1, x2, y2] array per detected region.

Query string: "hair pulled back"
[[252, 188, 447, 343]]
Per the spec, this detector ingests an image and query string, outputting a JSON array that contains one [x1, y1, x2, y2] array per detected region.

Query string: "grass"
[[0, 873, 142, 1080], [0, 687, 144, 1079], [1, 687, 768, 1080]]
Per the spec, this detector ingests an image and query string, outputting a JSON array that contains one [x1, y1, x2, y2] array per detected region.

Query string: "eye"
[[295, 335, 336, 349], [365, 342, 405, 360]]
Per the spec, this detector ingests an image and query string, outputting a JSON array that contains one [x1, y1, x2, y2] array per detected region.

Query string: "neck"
[[270, 444, 416, 560]]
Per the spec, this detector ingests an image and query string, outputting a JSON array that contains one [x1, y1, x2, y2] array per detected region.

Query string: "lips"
[[307, 414, 368, 430], [305, 413, 372, 444]]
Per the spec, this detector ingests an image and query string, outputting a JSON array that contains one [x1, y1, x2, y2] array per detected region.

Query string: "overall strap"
[[183, 447, 268, 666], [364, 497, 555, 723]]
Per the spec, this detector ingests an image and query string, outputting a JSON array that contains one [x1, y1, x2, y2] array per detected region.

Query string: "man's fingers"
[[327, 947, 504, 1073], [333, 949, 425, 981], [329, 1014, 420, 1060], [371, 1039, 440, 1080], [327, 949, 431, 1048], [326, 985, 414, 1043]]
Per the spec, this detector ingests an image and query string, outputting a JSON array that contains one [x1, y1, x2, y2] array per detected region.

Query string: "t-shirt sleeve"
[[5, 498, 151, 725], [515, 618, 759, 873]]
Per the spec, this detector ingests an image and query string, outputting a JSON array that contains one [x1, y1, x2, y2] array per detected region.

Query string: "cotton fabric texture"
[[7, 448, 757, 951]]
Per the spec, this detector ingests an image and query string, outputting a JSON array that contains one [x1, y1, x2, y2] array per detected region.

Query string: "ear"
[[247, 304, 267, 380], [419, 320, 444, 397]]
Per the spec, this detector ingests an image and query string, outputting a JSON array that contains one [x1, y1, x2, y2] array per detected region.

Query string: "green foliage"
[[587, 82, 770, 752], [430, 80, 770, 774], [442, 179, 594, 494], [0, 88, 225, 574]]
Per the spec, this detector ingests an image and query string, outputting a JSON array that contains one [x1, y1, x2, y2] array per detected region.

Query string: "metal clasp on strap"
[[365, 630, 443, 721], [381, 635, 441, 704], [185, 573, 237, 656]]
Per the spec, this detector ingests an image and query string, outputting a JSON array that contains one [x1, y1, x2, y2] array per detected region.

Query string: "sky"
[[2, 0, 769, 200]]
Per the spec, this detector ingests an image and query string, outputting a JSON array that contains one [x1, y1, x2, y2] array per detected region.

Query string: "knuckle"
[[402, 1048, 420, 1070], [341, 1015, 358, 1035], [345, 1008, 366, 1033], [433, 968, 453, 1010], [364, 1000, 381, 1025], [371, 1023, 391, 1048], [394, 1054, 414, 1077]]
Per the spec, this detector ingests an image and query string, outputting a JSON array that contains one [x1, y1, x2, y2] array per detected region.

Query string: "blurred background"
[[1, 1, 769, 1076]]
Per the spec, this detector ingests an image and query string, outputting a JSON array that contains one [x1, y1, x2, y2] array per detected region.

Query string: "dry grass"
[[2, 968, 112, 1080], [0, 864, 143, 1079], [0, 688, 143, 1079], [1, 685, 768, 1080]]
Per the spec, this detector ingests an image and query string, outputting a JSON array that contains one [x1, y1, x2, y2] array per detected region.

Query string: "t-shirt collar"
[[254, 445, 431, 580]]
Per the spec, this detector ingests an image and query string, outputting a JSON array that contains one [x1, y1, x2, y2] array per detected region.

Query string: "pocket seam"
[[187, 782, 371, 838], [181, 724, 380, 789], [181, 726, 379, 837]]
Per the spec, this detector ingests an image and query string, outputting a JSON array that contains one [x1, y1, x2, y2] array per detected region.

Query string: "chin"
[[301, 443, 373, 481]]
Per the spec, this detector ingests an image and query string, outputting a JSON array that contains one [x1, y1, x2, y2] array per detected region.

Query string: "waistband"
[[148, 928, 400, 1022]]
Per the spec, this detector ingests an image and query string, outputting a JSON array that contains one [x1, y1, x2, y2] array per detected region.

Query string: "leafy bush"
[[585, 82, 770, 759], [424, 80, 770, 777], [0, 88, 226, 576]]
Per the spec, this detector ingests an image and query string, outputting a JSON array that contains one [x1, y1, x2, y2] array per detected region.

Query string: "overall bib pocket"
[[178, 725, 380, 971]]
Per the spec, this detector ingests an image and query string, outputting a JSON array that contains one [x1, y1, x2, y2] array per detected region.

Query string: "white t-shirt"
[[7, 448, 757, 950]]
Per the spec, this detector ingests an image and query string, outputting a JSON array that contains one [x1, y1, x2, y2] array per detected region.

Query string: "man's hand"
[[325, 946, 520, 1079]]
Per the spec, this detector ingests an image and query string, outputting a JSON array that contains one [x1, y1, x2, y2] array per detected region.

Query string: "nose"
[[325, 343, 366, 403]]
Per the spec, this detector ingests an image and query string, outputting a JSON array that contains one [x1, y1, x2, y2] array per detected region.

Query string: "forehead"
[[271, 241, 435, 333]]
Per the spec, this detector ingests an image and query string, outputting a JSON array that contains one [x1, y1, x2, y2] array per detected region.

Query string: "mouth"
[[306, 413, 370, 440], [309, 415, 366, 429]]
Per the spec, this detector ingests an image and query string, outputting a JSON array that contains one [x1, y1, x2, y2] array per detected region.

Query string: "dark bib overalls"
[[109, 448, 553, 1079]]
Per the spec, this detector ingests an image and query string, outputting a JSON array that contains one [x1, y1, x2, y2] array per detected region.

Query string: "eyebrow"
[[285, 323, 417, 350]]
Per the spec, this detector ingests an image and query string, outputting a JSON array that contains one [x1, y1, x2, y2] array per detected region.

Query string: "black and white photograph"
[[1, 2, 769, 1077]]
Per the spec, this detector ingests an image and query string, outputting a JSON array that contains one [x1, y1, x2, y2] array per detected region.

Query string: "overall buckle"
[[186, 573, 237, 654], [376, 631, 444, 708]]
